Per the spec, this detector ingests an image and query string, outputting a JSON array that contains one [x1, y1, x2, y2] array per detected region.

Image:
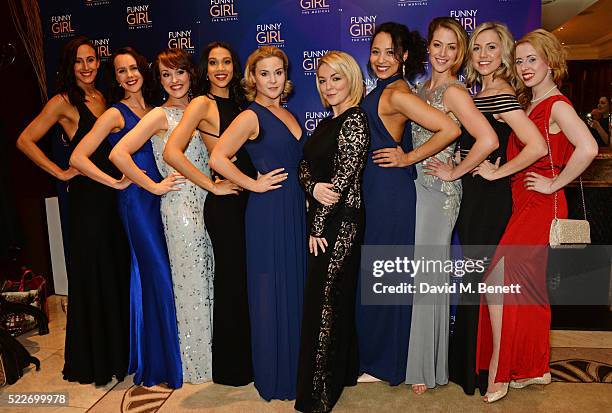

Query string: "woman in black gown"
[[16, 37, 130, 385], [426, 22, 547, 396], [164, 42, 254, 386], [295, 51, 370, 413]]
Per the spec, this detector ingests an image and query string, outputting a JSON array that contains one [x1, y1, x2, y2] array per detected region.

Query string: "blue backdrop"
[[39, 0, 540, 321], [41, 0, 541, 135]]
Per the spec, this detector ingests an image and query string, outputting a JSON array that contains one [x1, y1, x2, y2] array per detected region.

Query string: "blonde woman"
[[209, 46, 306, 401], [295, 51, 369, 413], [474, 29, 597, 403]]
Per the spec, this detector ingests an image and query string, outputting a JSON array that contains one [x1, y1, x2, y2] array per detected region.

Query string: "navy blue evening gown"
[[355, 74, 417, 385], [243, 102, 307, 400]]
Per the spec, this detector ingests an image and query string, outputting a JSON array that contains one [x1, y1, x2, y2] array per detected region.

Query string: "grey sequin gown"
[[151, 106, 214, 384], [405, 82, 463, 388]]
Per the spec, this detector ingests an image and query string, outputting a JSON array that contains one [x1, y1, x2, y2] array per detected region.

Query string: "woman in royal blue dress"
[[355, 22, 460, 385], [70, 47, 183, 388], [210, 46, 307, 401]]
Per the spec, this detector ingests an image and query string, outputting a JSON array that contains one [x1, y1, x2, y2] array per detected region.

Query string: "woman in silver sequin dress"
[[110, 49, 238, 384], [405, 18, 498, 394]]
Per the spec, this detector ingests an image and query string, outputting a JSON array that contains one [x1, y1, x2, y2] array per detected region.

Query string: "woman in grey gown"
[[110, 48, 238, 383], [406, 17, 498, 394]]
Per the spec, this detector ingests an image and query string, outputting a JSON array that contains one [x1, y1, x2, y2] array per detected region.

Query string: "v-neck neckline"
[[254, 101, 302, 142], [118, 101, 144, 121]]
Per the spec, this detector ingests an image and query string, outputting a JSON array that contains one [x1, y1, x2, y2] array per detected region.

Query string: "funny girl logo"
[[256, 23, 285, 48], [92, 38, 111, 61], [397, 0, 428, 6], [304, 111, 332, 135], [349, 15, 376, 43], [50, 15, 75, 39], [84, 0, 110, 6], [126, 4, 153, 30], [364, 78, 377, 94], [168, 30, 195, 54], [450, 9, 478, 33], [302, 50, 328, 76], [300, 0, 330, 15], [210, 0, 238, 22]]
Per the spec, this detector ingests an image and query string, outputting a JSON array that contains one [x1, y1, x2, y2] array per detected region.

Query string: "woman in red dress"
[[474, 29, 598, 403]]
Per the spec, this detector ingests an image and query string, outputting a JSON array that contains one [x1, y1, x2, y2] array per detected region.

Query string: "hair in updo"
[[514, 29, 567, 108], [197, 41, 245, 106], [368, 22, 427, 82], [104, 46, 155, 105]]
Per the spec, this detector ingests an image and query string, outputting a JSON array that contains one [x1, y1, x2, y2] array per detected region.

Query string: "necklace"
[[531, 84, 557, 103]]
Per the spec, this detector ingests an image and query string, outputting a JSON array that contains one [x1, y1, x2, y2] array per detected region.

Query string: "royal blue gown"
[[355, 74, 417, 385], [243, 102, 307, 400], [107, 102, 182, 388]]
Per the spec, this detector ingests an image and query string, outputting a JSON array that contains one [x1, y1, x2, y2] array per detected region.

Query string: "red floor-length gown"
[[476, 95, 574, 382]]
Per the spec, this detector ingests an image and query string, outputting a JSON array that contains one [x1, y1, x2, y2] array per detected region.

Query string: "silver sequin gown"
[[151, 106, 214, 384], [405, 81, 463, 388]]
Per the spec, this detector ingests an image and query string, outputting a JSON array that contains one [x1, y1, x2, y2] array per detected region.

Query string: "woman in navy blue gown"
[[355, 22, 460, 385], [71, 47, 183, 388], [210, 46, 307, 401]]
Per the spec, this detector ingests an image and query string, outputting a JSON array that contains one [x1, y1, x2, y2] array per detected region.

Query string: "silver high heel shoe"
[[509, 372, 552, 389], [484, 382, 509, 403]]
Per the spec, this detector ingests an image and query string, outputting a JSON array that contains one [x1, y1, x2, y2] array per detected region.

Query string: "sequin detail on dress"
[[412, 81, 463, 218], [151, 106, 215, 384]]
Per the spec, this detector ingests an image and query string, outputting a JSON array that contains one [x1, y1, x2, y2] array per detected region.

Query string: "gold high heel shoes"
[[509, 372, 552, 389], [483, 382, 509, 403]]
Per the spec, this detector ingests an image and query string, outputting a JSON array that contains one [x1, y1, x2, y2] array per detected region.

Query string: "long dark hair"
[[368, 22, 427, 82], [104, 47, 156, 105], [56, 36, 98, 106], [197, 41, 245, 107]]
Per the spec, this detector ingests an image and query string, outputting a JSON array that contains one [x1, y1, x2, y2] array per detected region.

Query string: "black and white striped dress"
[[449, 93, 523, 396]]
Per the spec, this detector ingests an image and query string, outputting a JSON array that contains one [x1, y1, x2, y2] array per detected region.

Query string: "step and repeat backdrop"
[[39, 1, 541, 307], [41, 0, 540, 134]]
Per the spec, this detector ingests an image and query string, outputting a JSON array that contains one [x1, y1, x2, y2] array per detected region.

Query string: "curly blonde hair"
[[242, 46, 292, 102], [315, 51, 364, 108], [514, 29, 568, 108], [464, 22, 516, 88]]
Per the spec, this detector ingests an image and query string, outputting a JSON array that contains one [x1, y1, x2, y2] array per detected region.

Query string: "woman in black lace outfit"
[[295, 51, 370, 413]]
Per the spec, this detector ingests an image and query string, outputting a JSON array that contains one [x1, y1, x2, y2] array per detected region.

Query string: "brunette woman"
[[16, 36, 130, 385], [70, 47, 183, 388], [109, 48, 232, 384], [163, 42, 254, 386]]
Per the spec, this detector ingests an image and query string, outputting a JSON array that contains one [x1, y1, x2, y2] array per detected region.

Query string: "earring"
[[206, 74, 209, 81], [402, 64, 406, 78], [118, 82, 123, 88], [188, 87, 193, 100]]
